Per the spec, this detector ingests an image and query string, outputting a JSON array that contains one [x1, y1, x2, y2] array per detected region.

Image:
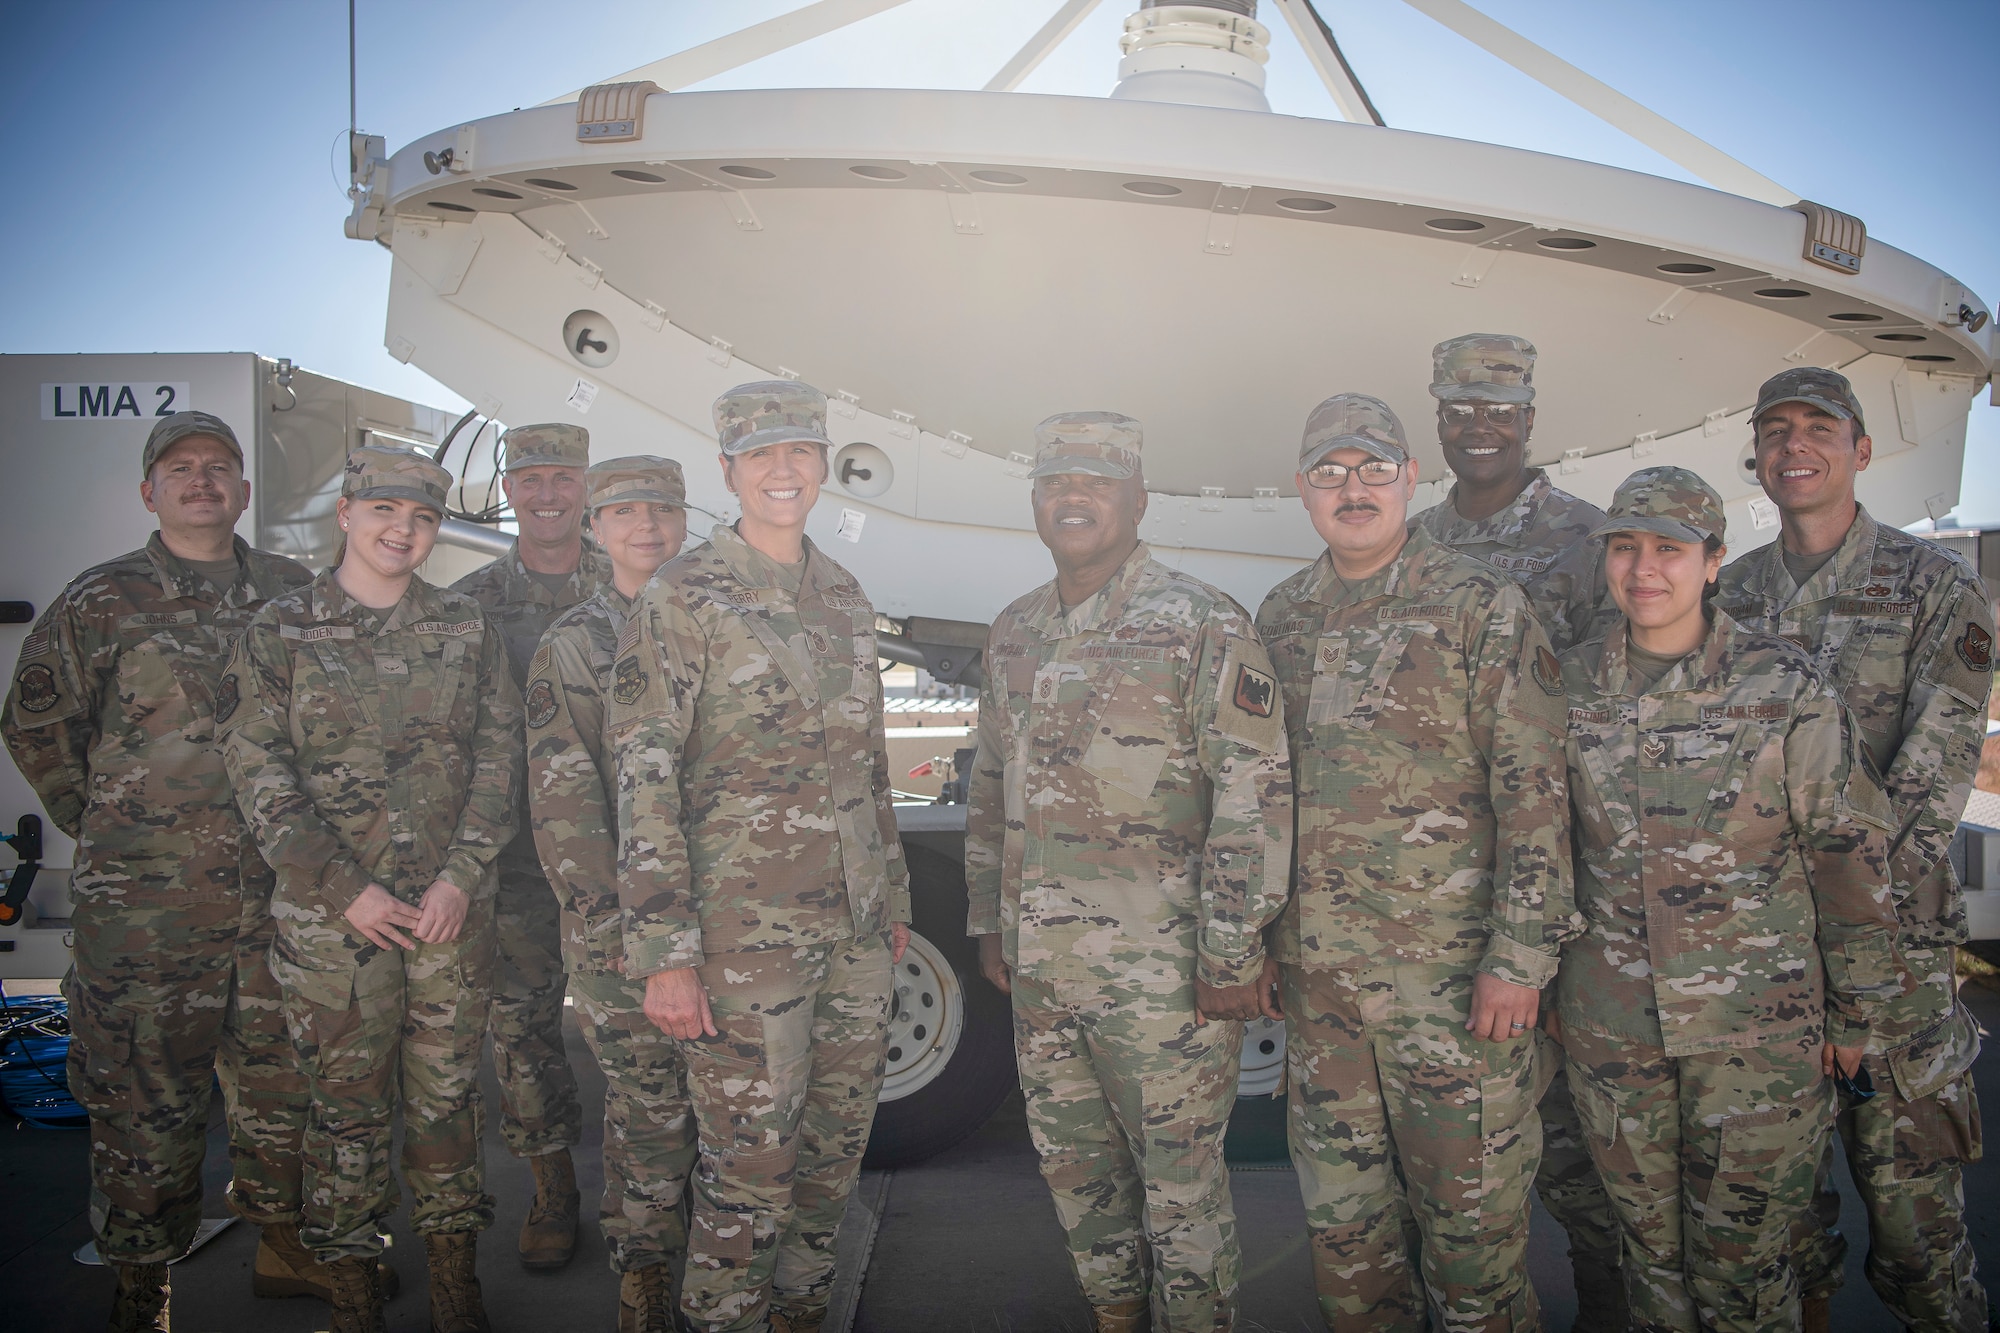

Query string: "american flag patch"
[[19, 630, 50, 660]]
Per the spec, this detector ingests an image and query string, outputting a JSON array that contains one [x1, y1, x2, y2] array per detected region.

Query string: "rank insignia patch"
[[1532, 645, 1563, 696], [525, 679, 558, 730], [611, 655, 648, 706], [1233, 664, 1275, 718], [214, 673, 239, 724], [14, 664, 58, 714]]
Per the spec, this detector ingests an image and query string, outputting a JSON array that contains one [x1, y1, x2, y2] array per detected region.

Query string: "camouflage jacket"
[[1717, 506, 1992, 1076], [608, 525, 909, 977], [1413, 468, 1609, 652], [1558, 613, 1903, 1056], [218, 570, 522, 913], [524, 583, 637, 973], [1256, 526, 1578, 988], [3, 533, 312, 905], [964, 544, 1294, 989], [452, 539, 609, 870]]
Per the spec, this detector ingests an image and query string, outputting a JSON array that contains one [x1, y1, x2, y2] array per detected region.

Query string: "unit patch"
[[525, 679, 558, 730], [1233, 664, 1275, 718], [214, 673, 240, 724], [14, 664, 59, 714], [1531, 645, 1563, 696], [611, 655, 648, 706], [1956, 622, 1994, 673]]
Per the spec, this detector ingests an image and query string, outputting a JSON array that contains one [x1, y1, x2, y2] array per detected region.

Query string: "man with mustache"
[[452, 423, 608, 1269], [967, 412, 1293, 1332], [1410, 332, 1625, 1327], [1716, 367, 1992, 1333], [4, 412, 331, 1330], [1256, 394, 1577, 1331]]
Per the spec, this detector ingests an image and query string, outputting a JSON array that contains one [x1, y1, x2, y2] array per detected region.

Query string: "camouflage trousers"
[[1011, 972, 1243, 1333], [569, 961, 697, 1273], [271, 896, 498, 1261], [677, 933, 891, 1333], [1281, 961, 1544, 1333], [489, 860, 582, 1159], [1565, 1025, 1831, 1333], [1535, 1039, 1625, 1271], [1794, 997, 1986, 1332], [64, 891, 307, 1264]]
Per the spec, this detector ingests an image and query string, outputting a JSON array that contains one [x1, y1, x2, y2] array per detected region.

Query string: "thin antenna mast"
[[348, 0, 357, 140]]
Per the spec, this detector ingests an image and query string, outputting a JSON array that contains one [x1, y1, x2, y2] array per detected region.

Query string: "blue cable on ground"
[[0, 981, 87, 1128]]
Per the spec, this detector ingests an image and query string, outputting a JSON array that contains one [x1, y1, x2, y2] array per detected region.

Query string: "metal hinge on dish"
[[1792, 200, 1865, 275], [577, 81, 662, 143]]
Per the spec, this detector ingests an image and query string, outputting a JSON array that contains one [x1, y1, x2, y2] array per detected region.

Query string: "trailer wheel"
[[865, 847, 1016, 1167]]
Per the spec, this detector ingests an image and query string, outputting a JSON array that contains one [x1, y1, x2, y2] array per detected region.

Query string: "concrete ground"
[[6, 985, 1999, 1332]]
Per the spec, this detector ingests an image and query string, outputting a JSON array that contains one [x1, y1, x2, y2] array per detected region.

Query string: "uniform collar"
[[1299, 524, 1449, 609], [1434, 469, 1552, 548], [1593, 608, 1741, 698], [503, 537, 607, 605], [1745, 504, 1884, 604], [307, 567, 440, 635], [144, 531, 272, 606], [707, 522, 840, 596], [1019, 541, 1153, 641]]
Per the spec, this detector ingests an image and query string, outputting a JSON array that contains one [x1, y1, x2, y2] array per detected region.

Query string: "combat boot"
[[769, 1302, 826, 1333], [1569, 1255, 1630, 1333], [518, 1148, 580, 1269], [1090, 1297, 1151, 1333], [322, 1256, 386, 1333], [1801, 1293, 1832, 1333], [254, 1223, 402, 1301], [424, 1231, 492, 1333], [107, 1261, 170, 1333], [617, 1265, 679, 1333]]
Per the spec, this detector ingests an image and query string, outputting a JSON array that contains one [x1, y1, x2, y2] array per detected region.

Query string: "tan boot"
[[617, 1265, 679, 1333], [518, 1149, 580, 1269], [108, 1261, 170, 1333], [424, 1231, 492, 1333], [1802, 1293, 1833, 1333], [769, 1303, 825, 1333], [322, 1256, 386, 1333], [254, 1223, 402, 1301], [1570, 1255, 1631, 1333], [1091, 1297, 1151, 1333]]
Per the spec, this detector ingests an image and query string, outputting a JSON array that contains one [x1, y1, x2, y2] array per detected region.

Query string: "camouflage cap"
[[713, 380, 833, 456], [1591, 465, 1725, 544], [1028, 411, 1143, 480], [1430, 332, 1537, 404], [1752, 366, 1866, 437], [502, 422, 591, 471], [587, 454, 686, 511], [1299, 393, 1408, 469], [343, 444, 452, 512], [142, 411, 243, 478]]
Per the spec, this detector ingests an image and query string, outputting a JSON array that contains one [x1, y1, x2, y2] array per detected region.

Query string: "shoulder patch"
[[524, 678, 559, 730], [214, 672, 240, 724], [611, 655, 648, 706], [18, 629, 50, 661], [529, 643, 552, 679], [1955, 621, 1993, 673], [1531, 644, 1564, 696], [1232, 663, 1276, 718], [614, 617, 642, 656], [13, 663, 59, 714]]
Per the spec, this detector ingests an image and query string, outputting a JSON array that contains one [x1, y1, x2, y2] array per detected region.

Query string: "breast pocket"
[[1079, 665, 1176, 801], [1687, 721, 1775, 837], [1308, 624, 1419, 733], [423, 638, 468, 724]]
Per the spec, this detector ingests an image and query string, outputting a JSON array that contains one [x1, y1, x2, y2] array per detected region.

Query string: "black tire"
[[865, 847, 1017, 1167]]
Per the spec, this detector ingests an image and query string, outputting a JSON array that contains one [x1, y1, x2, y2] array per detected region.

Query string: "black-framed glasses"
[[1305, 458, 1403, 489], [1440, 402, 1522, 426]]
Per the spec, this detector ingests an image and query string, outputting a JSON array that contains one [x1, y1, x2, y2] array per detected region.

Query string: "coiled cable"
[[0, 983, 86, 1129]]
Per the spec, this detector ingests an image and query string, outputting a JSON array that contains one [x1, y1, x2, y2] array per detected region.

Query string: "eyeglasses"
[[1440, 403, 1521, 426], [1305, 458, 1403, 489]]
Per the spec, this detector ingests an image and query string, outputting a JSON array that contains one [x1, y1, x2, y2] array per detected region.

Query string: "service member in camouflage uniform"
[[1559, 466, 1904, 1333], [610, 381, 910, 1333], [1410, 333, 1625, 1327], [3, 412, 319, 1332], [524, 457, 694, 1332], [964, 412, 1294, 1333], [220, 446, 523, 1333], [1716, 368, 1991, 1332], [1255, 394, 1577, 1332], [452, 421, 606, 1267]]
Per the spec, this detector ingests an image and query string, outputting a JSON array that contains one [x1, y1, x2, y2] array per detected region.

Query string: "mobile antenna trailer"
[[345, 0, 1996, 1162]]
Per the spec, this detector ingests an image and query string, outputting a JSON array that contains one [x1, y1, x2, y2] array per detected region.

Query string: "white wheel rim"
[[879, 930, 966, 1102], [1236, 1016, 1286, 1099]]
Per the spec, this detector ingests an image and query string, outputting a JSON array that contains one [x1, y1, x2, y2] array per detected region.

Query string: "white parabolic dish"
[[365, 79, 1996, 619]]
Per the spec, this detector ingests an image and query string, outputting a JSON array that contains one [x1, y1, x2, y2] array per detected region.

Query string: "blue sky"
[[4, 0, 1994, 515]]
